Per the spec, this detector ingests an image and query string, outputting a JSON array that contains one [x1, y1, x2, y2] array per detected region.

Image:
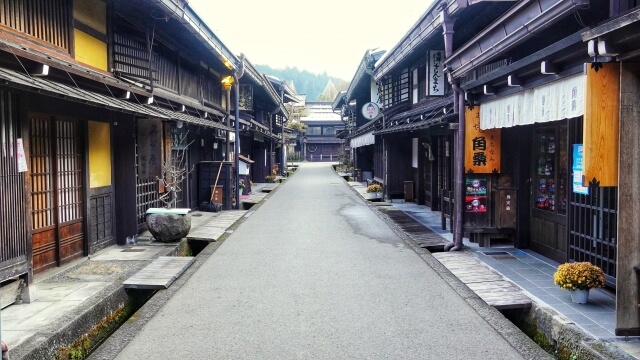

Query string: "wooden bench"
[[466, 227, 514, 247]]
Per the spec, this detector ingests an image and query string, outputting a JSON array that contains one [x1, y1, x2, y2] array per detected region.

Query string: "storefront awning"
[[0, 66, 168, 118], [375, 97, 454, 135], [350, 132, 375, 148], [151, 106, 232, 131], [480, 74, 584, 130]]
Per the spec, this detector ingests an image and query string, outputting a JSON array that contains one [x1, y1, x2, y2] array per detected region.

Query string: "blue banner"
[[572, 144, 588, 195]]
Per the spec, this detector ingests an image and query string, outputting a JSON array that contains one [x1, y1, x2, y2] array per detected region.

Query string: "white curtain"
[[480, 74, 584, 129], [350, 132, 375, 148]]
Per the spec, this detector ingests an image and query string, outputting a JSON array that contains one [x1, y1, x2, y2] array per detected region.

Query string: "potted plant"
[[553, 262, 605, 303], [364, 184, 383, 201]]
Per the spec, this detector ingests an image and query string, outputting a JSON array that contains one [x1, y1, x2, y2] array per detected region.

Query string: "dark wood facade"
[[0, 91, 30, 283], [0, 0, 291, 285]]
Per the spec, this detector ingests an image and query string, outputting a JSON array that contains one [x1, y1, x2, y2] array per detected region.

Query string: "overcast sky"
[[188, 0, 433, 81]]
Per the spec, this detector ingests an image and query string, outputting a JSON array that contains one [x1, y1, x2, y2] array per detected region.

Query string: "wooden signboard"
[[137, 118, 162, 179], [583, 62, 620, 187], [465, 106, 501, 173]]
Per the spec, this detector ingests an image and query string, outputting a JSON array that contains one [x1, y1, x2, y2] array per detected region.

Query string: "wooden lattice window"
[[0, 0, 71, 50], [30, 115, 54, 230], [55, 119, 83, 223]]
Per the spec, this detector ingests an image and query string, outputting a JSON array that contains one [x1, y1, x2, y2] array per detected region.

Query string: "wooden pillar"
[[616, 63, 640, 336]]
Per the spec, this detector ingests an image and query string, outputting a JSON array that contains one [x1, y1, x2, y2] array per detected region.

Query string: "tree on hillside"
[[256, 64, 348, 101]]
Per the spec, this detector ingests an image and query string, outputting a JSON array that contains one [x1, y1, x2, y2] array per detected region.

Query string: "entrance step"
[[432, 251, 532, 310], [377, 207, 449, 251]]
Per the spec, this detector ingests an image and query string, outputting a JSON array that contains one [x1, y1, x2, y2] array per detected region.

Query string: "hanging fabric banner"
[[583, 62, 619, 187], [480, 74, 584, 129], [465, 106, 501, 173]]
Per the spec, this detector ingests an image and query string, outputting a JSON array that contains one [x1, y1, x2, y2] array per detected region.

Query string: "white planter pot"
[[570, 289, 589, 304]]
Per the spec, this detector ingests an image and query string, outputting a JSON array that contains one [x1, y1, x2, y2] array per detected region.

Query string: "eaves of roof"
[[332, 90, 346, 111], [0, 65, 168, 118], [150, 0, 239, 71], [345, 49, 385, 100], [150, 105, 232, 130], [374, 4, 443, 81], [375, 98, 455, 135], [445, 0, 589, 79], [351, 117, 383, 138]]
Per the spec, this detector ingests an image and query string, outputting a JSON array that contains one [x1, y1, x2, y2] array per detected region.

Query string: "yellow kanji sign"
[[465, 106, 501, 173]]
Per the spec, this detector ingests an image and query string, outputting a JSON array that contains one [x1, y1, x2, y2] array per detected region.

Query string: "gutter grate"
[[481, 251, 515, 259]]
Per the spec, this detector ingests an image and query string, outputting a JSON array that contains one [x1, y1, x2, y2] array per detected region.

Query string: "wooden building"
[[578, 0, 640, 338], [298, 102, 344, 162], [0, 0, 285, 291], [332, 49, 385, 183], [235, 58, 289, 183], [342, 0, 639, 335], [442, 0, 634, 335]]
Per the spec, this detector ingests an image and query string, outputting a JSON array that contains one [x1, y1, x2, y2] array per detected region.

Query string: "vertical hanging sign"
[[572, 144, 588, 195], [465, 106, 501, 173], [239, 84, 253, 111], [583, 62, 619, 187], [16, 138, 27, 172], [427, 50, 444, 96]]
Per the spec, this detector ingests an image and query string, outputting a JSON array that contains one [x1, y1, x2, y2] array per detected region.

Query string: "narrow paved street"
[[113, 163, 535, 359]]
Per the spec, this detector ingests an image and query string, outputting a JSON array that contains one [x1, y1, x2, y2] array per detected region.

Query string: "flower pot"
[[570, 289, 589, 304]]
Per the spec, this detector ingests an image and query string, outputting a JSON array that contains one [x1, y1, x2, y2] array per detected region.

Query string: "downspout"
[[232, 55, 245, 210], [279, 83, 286, 169], [442, 3, 464, 251], [269, 112, 273, 172]]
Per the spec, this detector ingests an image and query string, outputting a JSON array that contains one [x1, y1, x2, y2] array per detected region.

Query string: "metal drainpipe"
[[446, 84, 465, 251], [232, 56, 244, 210], [225, 87, 231, 161], [280, 84, 286, 169], [442, 4, 464, 251]]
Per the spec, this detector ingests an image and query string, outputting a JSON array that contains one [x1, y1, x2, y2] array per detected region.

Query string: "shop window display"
[[534, 126, 567, 214]]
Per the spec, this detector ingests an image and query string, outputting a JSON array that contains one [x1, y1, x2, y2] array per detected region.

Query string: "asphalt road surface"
[[113, 163, 545, 360]]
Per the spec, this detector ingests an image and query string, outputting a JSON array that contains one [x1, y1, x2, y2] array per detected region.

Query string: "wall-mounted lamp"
[[541, 61, 558, 75], [221, 75, 234, 91], [176, 120, 184, 128]]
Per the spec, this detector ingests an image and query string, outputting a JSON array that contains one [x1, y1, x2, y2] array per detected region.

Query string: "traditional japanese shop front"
[[478, 69, 618, 281]]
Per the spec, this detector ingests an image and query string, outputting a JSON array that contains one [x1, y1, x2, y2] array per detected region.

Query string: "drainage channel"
[[57, 239, 210, 360]]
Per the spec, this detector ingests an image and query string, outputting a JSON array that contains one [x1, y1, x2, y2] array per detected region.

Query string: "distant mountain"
[[255, 64, 349, 101]]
